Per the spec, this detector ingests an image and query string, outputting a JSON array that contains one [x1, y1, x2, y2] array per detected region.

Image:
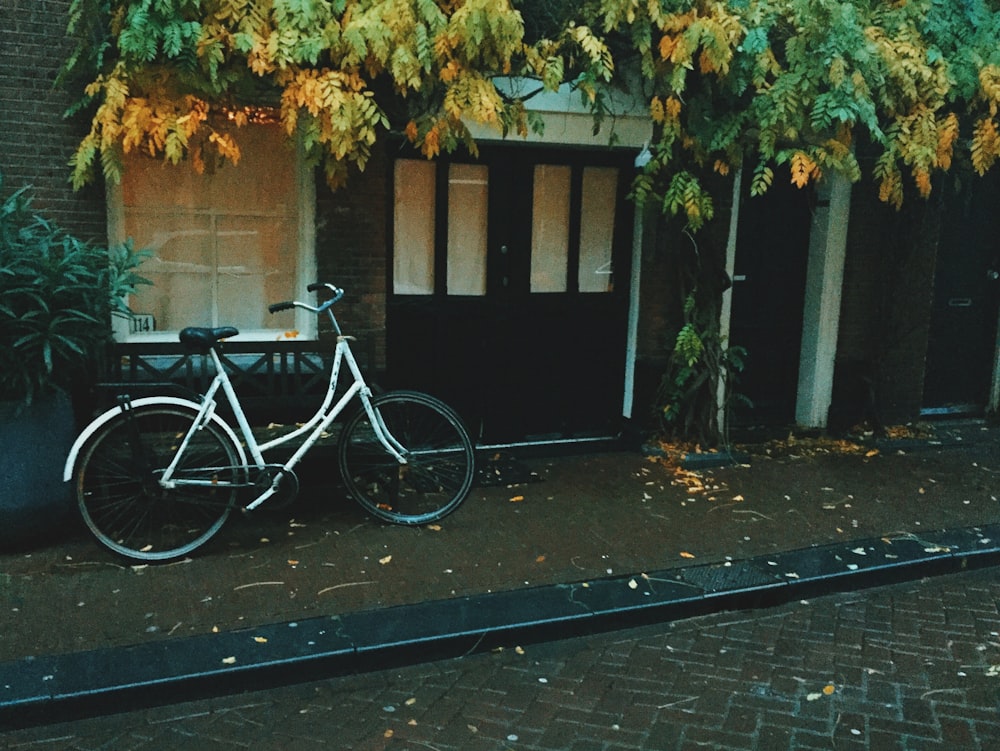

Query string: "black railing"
[[98, 338, 376, 423]]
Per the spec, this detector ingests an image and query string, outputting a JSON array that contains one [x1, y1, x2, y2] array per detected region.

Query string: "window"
[[446, 163, 488, 296], [530, 164, 571, 293], [391, 154, 619, 296], [392, 159, 436, 295], [578, 166, 618, 293], [110, 123, 316, 341], [392, 160, 489, 296]]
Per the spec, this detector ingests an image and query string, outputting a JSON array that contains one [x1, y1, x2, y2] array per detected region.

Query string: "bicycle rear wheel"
[[338, 391, 475, 525], [75, 404, 241, 561]]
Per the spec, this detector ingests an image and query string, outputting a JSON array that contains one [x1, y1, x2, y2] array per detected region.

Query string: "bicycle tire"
[[338, 391, 475, 525], [75, 404, 241, 561]]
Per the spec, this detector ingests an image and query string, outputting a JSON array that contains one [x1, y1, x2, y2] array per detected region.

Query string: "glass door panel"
[[579, 167, 619, 293], [393, 159, 436, 295], [447, 163, 489, 296], [530, 164, 571, 293]]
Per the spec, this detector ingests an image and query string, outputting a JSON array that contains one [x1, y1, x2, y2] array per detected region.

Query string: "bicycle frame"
[[159, 332, 408, 512]]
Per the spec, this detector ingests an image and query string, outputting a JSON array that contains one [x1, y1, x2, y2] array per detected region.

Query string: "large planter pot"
[[0, 392, 77, 550]]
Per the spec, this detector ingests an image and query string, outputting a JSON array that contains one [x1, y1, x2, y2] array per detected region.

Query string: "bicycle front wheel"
[[75, 404, 242, 561], [338, 391, 475, 525]]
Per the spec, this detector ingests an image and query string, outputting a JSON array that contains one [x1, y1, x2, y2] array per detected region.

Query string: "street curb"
[[2, 523, 999, 730]]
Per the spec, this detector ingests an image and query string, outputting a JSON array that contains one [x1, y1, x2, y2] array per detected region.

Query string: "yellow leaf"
[[222, 656, 237, 665], [254, 636, 268, 643], [665, 96, 682, 121], [823, 684, 836, 695], [680, 551, 696, 559], [659, 35, 678, 61], [509, 495, 524, 502], [790, 151, 819, 188], [379, 555, 392, 565], [914, 169, 932, 198], [535, 555, 546, 563]]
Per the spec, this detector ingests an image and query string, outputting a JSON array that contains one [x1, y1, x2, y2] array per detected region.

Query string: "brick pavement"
[[3, 568, 998, 750]]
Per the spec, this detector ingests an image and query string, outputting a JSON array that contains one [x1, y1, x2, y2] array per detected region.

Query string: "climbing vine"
[[62, 1, 1000, 204], [60, 0, 612, 188], [60, 0, 1000, 442], [604, 0, 1000, 226]]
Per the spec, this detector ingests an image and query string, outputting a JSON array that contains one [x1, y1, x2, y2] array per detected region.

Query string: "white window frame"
[[107, 131, 317, 342]]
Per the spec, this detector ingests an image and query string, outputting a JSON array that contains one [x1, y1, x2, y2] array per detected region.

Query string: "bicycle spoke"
[[339, 391, 474, 525], [76, 406, 239, 561]]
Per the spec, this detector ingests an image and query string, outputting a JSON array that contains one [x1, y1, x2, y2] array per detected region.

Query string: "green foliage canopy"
[[62, 0, 1000, 227], [588, 0, 1000, 228], [61, 0, 610, 188]]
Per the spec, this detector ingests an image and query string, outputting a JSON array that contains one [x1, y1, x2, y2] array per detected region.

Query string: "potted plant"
[[0, 173, 148, 549]]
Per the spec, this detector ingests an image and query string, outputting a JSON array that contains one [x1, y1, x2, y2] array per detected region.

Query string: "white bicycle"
[[63, 283, 476, 562]]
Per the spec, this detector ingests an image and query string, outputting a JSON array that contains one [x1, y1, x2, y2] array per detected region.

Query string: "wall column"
[[717, 167, 743, 434], [795, 173, 852, 427]]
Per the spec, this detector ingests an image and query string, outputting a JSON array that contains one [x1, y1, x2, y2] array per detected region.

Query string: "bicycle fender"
[[63, 396, 247, 483]]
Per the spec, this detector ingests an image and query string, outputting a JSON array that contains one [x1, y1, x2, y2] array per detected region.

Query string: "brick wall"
[[314, 144, 389, 371], [1, 0, 106, 241]]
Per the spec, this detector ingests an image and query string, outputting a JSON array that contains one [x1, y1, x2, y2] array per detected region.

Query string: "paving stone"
[[4, 557, 1000, 750]]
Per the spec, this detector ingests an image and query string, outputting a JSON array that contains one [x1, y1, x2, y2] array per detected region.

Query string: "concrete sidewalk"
[[1, 421, 998, 730]]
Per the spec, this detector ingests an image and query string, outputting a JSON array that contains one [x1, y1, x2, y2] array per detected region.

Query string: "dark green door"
[[922, 170, 1000, 412], [386, 147, 633, 443], [729, 176, 813, 425]]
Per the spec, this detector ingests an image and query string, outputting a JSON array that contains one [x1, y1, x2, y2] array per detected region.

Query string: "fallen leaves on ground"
[[748, 434, 874, 459], [806, 684, 836, 701], [649, 441, 726, 501]]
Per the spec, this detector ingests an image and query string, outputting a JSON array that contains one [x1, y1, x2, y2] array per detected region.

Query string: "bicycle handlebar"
[[268, 283, 344, 315]]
